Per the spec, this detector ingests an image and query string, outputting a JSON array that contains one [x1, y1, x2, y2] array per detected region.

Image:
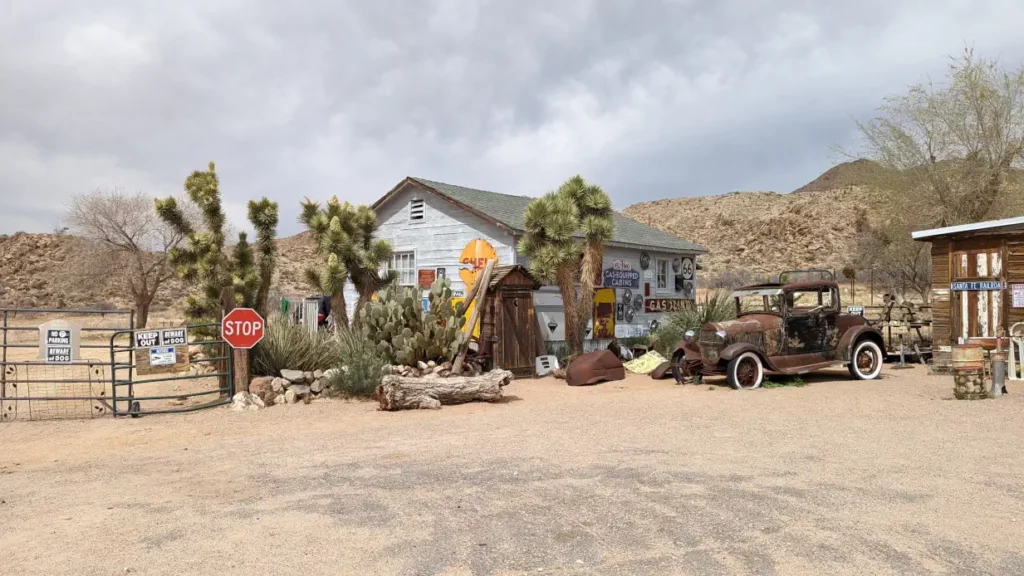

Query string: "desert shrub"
[[703, 270, 763, 290], [328, 328, 387, 398], [649, 322, 688, 356], [359, 277, 466, 365], [545, 340, 576, 368], [665, 290, 736, 335], [251, 316, 340, 376]]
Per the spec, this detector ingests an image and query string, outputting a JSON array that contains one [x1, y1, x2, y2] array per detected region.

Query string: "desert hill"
[[623, 161, 885, 282]]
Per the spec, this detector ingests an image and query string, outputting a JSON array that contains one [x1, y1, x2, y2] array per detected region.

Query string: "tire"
[[849, 339, 883, 380], [727, 351, 764, 390]]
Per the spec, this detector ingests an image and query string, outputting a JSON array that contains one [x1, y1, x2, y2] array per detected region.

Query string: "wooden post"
[[232, 348, 249, 396], [453, 259, 495, 375]]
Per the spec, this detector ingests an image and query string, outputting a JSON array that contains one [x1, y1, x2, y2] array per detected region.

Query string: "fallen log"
[[377, 369, 514, 410]]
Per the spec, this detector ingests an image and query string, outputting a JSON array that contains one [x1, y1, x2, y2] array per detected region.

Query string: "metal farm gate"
[[1, 308, 233, 422]]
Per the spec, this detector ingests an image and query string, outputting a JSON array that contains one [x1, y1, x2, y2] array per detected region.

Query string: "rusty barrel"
[[952, 343, 987, 400]]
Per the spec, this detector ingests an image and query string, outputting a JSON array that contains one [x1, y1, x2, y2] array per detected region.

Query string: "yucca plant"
[[665, 290, 737, 335], [251, 316, 341, 376]]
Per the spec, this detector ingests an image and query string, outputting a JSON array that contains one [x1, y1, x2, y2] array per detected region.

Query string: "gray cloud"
[[3, 0, 1024, 235]]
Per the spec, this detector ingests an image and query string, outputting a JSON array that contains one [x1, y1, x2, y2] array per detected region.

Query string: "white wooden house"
[[343, 177, 706, 347]]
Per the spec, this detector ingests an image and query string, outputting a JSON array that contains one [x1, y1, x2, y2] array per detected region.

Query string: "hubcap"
[[737, 358, 758, 387], [857, 348, 877, 374]]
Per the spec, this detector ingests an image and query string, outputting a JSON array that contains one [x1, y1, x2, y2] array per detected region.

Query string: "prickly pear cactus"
[[359, 277, 468, 365]]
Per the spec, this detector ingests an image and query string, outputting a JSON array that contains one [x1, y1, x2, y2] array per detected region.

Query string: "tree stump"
[[377, 370, 514, 410]]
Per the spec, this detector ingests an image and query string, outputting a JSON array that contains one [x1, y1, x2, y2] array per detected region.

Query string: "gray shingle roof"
[[410, 177, 706, 254]]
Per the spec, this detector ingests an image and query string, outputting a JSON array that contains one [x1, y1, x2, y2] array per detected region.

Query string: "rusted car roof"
[[736, 280, 839, 292]]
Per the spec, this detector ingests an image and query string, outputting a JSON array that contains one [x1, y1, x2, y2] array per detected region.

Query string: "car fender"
[[719, 342, 764, 363], [837, 325, 885, 361], [672, 340, 701, 362]]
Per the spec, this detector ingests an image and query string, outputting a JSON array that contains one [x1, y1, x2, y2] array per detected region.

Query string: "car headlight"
[[715, 330, 727, 339], [684, 330, 695, 341]]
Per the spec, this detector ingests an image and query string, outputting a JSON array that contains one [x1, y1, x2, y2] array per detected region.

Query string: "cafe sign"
[[603, 268, 640, 289], [644, 298, 688, 313]]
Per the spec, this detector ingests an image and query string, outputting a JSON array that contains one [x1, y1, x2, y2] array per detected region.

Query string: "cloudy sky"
[[3, 0, 1024, 236]]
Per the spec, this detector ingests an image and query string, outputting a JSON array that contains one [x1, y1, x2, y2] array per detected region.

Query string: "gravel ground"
[[2, 365, 1023, 576]]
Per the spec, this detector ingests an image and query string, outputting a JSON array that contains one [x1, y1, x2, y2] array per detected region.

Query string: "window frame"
[[655, 258, 671, 293], [389, 251, 417, 286]]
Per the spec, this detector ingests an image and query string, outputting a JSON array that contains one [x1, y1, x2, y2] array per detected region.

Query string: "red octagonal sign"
[[222, 308, 265, 349]]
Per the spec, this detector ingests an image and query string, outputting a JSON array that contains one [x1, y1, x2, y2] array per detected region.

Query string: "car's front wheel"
[[849, 339, 883, 380], [727, 351, 763, 390]]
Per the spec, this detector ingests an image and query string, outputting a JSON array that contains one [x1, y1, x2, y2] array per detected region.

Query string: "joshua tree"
[[299, 196, 395, 327], [155, 161, 279, 326], [518, 175, 614, 356]]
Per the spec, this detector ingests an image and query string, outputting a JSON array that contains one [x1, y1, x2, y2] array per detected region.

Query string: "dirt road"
[[2, 366, 1023, 575]]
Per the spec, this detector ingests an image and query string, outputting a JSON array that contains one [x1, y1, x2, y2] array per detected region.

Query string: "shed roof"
[[487, 265, 541, 290], [373, 177, 706, 254], [912, 216, 1024, 240]]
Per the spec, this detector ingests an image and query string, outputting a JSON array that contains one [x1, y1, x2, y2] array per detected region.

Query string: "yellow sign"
[[459, 238, 497, 290], [452, 297, 481, 338], [593, 288, 616, 339]]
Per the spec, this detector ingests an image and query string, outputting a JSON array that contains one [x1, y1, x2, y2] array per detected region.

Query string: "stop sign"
[[222, 308, 265, 349]]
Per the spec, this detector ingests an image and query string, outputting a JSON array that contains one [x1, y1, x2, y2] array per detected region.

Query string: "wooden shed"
[[913, 216, 1024, 367], [477, 265, 542, 378]]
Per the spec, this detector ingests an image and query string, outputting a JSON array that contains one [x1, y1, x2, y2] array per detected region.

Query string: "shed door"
[[499, 291, 536, 377], [953, 249, 1004, 340]]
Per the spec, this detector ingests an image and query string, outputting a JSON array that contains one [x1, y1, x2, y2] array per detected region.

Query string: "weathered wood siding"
[[1008, 238, 1024, 330], [930, 239, 951, 346]]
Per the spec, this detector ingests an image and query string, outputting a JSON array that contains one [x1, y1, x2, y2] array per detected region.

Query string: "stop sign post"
[[222, 308, 265, 349]]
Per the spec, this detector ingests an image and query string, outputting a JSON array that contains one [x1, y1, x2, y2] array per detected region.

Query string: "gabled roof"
[[912, 216, 1024, 240], [373, 177, 706, 254]]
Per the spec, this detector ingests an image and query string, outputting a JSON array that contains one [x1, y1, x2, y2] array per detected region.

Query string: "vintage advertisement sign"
[[459, 238, 497, 290], [644, 298, 688, 313], [951, 280, 1004, 291], [418, 268, 436, 289], [603, 268, 640, 288], [1013, 284, 1024, 308]]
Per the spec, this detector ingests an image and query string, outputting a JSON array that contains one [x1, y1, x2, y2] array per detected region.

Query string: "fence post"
[[1, 310, 6, 401], [232, 349, 249, 396]]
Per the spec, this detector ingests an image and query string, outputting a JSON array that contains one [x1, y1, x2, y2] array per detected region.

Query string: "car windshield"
[[731, 288, 783, 314]]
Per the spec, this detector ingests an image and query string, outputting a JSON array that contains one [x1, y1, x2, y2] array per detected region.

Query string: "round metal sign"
[[680, 257, 694, 280]]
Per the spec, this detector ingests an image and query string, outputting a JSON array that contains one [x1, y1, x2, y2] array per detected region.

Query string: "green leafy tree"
[[155, 161, 279, 327], [518, 175, 614, 356], [299, 196, 395, 327], [842, 47, 1024, 301]]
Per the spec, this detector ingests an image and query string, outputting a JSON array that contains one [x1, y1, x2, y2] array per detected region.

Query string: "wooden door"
[[497, 290, 536, 377], [951, 243, 1005, 341]]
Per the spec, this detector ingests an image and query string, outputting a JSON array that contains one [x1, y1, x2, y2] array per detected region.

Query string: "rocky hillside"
[[0, 230, 320, 313], [623, 162, 886, 282]]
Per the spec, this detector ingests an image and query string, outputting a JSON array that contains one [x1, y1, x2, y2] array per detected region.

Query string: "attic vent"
[[409, 199, 425, 221]]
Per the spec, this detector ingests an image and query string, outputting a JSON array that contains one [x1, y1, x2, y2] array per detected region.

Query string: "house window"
[[389, 252, 416, 286], [409, 199, 424, 222], [656, 258, 670, 292]]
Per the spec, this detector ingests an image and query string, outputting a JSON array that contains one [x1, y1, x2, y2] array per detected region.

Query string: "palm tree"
[[518, 175, 614, 356]]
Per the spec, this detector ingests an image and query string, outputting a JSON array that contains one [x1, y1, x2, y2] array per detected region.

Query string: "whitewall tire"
[[727, 351, 764, 390], [849, 340, 883, 380]]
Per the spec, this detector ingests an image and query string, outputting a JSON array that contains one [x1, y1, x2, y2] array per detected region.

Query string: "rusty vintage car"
[[675, 270, 886, 389]]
